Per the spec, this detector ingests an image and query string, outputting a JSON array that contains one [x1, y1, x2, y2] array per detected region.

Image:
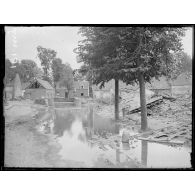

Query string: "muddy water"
[[36, 105, 191, 168]]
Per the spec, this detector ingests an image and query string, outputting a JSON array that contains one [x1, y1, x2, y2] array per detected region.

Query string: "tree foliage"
[[73, 69, 84, 81], [5, 59, 15, 84], [169, 51, 192, 79], [59, 63, 74, 92], [75, 27, 186, 86], [37, 46, 57, 83], [75, 27, 186, 129], [51, 58, 74, 91], [5, 58, 43, 84], [52, 58, 64, 85]]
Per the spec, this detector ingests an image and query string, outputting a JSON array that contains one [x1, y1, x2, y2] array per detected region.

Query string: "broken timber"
[[134, 124, 191, 145], [126, 96, 163, 115], [162, 95, 176, 101]]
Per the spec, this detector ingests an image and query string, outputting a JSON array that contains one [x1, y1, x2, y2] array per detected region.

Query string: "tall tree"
[[51, 58, 64, 88], [5, 58, 43, 84], [168, 51, 192, 80], [75, 27, 186, 130], [74, 27, 123, 120], [19, 59, 43, 82], [51, 58, 74, 95], [37, 46, 57, 84], [59, 63, 74, 96]]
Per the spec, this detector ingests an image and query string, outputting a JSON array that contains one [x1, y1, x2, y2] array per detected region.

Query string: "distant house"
[[24, 78, 55, 102], [171, 73, 192, 96], [74, 80, 89, 97], [55, 81, 74, 99]]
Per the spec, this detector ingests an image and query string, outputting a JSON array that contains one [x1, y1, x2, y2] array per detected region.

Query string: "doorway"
[[65, 91, 68, 98]]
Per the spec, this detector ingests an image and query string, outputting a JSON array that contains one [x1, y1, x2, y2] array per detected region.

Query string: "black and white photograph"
[[2, 25, 193, 169]]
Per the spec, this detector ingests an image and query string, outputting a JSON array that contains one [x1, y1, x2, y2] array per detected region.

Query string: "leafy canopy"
[[169, 51, 192, 79], [59, 63, 74, 91], [51, 58, 74, 91], [5, 59, 43, 84], [37, 46, 57, 83], [75, 27, 186, 87]]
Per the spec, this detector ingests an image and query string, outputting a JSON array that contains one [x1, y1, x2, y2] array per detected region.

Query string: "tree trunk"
[[89, 80, 93, 98], [138, 73, 148, 131], [115, 79, 119, 121], [12, 85, 15, 100]]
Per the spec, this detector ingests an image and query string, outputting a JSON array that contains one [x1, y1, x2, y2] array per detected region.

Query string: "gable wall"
[[25, 88, 54, 100]]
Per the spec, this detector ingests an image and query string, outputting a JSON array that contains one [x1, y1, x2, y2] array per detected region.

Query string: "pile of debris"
[[121, 93, 192, 145], [122, 92, 191, 119], [120, 89, 155, 111], [148, 94, 192, 121], [134, 124, 192, 145]]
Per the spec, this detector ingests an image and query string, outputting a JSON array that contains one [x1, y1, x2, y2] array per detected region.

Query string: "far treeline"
[[5, 46, 75, 95], [74, 27, 192, 131]]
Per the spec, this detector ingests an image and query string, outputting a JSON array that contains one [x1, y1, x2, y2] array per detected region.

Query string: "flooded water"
[[35, 105, 191, 168]]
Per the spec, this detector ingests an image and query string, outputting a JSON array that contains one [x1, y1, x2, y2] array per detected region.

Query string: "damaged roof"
[[26, 78, 53, 90]]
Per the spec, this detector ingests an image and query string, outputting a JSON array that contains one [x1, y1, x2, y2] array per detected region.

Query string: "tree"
[[37, 46, 57, 84], [33, 66, 44, 79], [19, 59, 43, 82], [51, 58, 74, 96], [75, 27, 186, 130], [73, 69, 84, 81], [5, 59, 15, 84], [59, 63, 74, 96], [74, 27, 124, 120], [51, 58, 64, 88], [169, 51, 192, 80], [5, 58, 43, 84]]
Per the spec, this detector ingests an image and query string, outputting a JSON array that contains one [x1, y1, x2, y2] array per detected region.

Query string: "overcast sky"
[[5, 26, 193, 70]]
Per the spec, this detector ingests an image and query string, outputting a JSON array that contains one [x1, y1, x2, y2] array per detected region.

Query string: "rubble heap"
[[148, 94, 192, 122]]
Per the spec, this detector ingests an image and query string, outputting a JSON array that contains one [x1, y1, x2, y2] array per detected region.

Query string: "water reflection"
[[36, 105, 191, 168], [122, 142, 130, 150], [53, 109, 75, 137], [116, 149, 120, 163], [141, 140, 148, 167]]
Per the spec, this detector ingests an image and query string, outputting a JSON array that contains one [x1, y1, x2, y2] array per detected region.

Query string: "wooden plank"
[[138, 137, 185, 145], [126, 96, 163, 114]]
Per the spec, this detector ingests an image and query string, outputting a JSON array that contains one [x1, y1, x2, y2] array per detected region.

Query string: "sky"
[[5, 26, 193, 70]]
